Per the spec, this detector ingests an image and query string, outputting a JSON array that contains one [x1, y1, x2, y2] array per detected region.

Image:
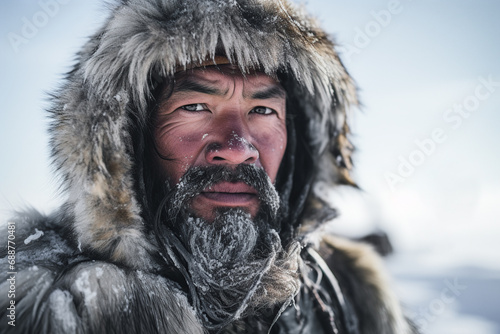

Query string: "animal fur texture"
[[1, 0, 417, 333], [47, 0, 358, 270]]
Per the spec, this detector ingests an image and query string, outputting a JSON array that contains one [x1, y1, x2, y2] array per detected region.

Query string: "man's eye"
[[180, 104, 206, 112], [251, 106, 275, 115]]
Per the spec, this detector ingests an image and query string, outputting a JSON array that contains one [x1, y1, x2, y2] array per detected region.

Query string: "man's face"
[[153, 66, 287, 221]]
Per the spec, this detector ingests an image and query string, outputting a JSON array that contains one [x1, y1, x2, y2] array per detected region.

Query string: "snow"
[[324, 185, 500, 334], [74, 271, 97, 306], [24, 228, 44, 245], [389, 264, 500, 334], [95, 267, 103, 278], [49, 289, 78, 331], [12, 229, 76, 267], [112, 284, 126, 296], [136, 270, 147, 285]]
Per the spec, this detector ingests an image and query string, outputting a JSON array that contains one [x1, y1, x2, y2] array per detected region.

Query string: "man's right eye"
[[180, 103, 206, 112]]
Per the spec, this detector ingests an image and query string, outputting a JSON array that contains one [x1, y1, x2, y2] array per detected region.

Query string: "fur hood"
[[49, 0, 358, 270]]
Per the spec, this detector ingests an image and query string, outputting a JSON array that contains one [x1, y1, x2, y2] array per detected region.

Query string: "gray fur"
[[1, 212, 204, 334], [1, 263, 203, 334], [48, 0, 357, 269]]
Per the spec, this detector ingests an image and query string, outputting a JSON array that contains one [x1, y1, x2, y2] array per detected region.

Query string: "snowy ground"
[[389, 258, 500, 334], [325, 185, 500, 334]]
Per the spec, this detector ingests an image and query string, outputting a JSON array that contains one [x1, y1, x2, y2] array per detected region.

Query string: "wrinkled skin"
[[154, 66, 287, 221]]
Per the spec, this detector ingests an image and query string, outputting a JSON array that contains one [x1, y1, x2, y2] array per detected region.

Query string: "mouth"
[[200, 181, 258, 206]]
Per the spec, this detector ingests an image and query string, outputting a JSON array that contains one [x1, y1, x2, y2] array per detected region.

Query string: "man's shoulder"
[[0, 209, 204, 333], [0, 208, 76, 332], [1, 208, 78, 272], [316, 234, 418, 334], [0, 259, 203, 333], [318, 234, 389, 283]]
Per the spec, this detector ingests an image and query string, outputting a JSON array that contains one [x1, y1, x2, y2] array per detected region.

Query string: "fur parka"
[[1, 0, 417, 333]]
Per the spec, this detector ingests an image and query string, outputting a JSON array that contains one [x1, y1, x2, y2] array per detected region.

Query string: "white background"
[[1, 1, 499, 332]]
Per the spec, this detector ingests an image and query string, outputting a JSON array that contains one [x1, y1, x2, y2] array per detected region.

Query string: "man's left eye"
[[180, 103, 206, 112], [251, 106, 275, 115]]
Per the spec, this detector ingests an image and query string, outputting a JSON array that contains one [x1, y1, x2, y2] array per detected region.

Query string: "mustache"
[[166, 164, 280, 220]]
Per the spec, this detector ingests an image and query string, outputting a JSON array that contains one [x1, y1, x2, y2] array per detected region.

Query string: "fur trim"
[[48, 0, 358, 268], [319, 235, 415, 334]]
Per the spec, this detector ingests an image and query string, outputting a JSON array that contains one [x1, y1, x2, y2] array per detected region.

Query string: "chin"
[[190, 204, 259, 223]]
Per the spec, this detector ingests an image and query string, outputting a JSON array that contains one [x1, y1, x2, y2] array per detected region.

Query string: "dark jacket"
[[0, 0, 417, 333]]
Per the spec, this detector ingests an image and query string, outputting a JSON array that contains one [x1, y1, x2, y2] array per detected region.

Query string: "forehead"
[[171, 66, 285, 98]]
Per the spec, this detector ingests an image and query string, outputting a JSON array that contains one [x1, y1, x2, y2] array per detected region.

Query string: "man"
[[0, 0, 418, 333]]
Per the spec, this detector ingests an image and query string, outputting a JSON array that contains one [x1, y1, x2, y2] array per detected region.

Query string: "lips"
[[200, 181, 258, 205]]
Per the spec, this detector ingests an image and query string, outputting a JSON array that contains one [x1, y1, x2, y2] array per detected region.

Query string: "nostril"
[[244, 157, 257, 163]]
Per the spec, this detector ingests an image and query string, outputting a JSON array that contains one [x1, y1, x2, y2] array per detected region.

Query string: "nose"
[[205, 118, 259, 166]]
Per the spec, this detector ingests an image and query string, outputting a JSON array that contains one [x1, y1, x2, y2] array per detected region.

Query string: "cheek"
[[254, 125, 287, 182], [154, 120, 209, 183]]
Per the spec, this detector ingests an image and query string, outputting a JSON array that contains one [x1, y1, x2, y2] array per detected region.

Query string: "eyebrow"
[[249, 85, 286, 100], [171, 76, 286, 100], [173, 78, 227, 96]]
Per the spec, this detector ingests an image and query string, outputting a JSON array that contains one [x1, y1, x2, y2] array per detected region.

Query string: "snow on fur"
[[48, 0, 358, 269]]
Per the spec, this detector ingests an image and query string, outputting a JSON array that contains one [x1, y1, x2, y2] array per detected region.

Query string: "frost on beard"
[[184, 209, 259, 293]]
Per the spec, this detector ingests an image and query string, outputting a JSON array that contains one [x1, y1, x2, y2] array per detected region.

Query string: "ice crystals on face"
[[228, 131, 251, 147]]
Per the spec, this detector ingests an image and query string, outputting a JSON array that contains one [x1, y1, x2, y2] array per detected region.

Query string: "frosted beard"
[[154, 165, 301, 330]]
